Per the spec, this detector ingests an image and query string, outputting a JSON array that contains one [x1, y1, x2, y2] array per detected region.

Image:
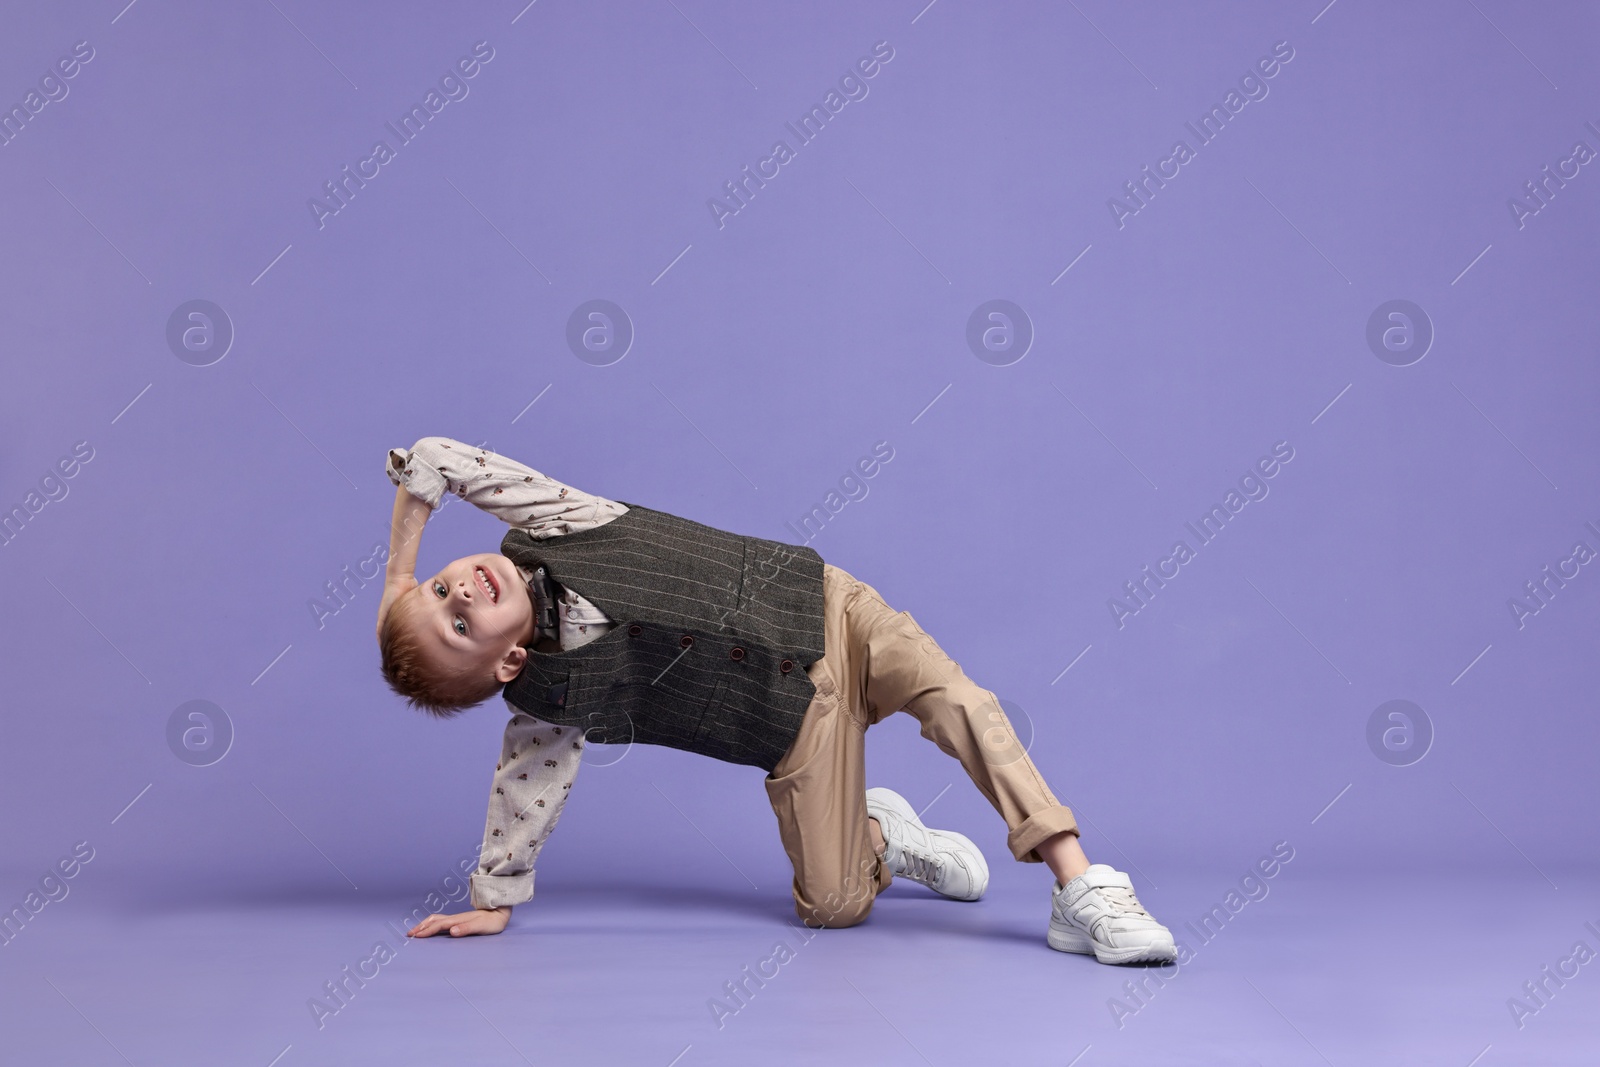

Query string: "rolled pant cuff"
[[1007, 806, 1079, 863]]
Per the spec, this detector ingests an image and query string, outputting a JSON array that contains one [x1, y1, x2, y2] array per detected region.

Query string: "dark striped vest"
[[499, 502, 827, 772]]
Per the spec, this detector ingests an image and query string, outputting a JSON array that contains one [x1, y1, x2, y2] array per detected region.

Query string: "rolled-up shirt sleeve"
[[470, 712, 585, 910], [386, 443, 451, 508]]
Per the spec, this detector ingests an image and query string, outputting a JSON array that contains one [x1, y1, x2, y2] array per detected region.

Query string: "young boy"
[[377, 437, 1175, 964]]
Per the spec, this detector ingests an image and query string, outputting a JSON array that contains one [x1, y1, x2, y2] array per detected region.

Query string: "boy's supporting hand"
[[407, 905, 512, 938]]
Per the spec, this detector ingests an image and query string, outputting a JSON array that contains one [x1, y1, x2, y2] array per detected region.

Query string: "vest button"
[[729, 646, 745, 661], [779, 659, 794, 673], [628, 623, 642, 636], [680, 634, 695, 648]]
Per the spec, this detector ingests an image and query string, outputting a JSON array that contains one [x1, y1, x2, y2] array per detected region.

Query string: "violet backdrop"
[[2, 2, 1596, 1064]]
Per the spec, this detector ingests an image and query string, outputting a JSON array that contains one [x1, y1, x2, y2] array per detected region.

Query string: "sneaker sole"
[[865, 788, 989, 901], [1048, 921, 1177, 965]]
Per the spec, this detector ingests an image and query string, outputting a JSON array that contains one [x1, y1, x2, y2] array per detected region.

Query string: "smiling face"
[[400, 552, 537, 683]]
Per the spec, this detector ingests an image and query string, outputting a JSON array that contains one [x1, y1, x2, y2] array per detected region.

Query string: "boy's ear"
[[493, 644, 528, 684]]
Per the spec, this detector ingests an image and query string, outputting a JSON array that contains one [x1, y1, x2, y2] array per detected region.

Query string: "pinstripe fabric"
[[499, 502, 827, 771]]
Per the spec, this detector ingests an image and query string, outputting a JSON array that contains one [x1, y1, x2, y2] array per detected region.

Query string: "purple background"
[[3, 1, 1596, 1064]]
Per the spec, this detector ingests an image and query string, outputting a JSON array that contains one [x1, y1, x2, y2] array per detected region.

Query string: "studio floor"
[[3, 870, 1595, 1066]]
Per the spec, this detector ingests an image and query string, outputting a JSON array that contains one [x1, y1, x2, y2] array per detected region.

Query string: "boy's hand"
[[407, 905, 511, 938]]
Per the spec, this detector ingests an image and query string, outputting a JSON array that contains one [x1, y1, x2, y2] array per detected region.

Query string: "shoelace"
[[896, 846, 945, 886], [1096, 884, 1151, 918]]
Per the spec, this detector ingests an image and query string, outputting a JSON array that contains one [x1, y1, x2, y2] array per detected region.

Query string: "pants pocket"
[[767, 680, 840, 784]]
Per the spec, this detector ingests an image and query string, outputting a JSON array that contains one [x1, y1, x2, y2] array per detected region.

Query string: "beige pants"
[[765, 563, 1080, 928]]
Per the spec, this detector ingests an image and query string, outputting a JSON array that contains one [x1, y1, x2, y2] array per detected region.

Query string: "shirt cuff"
[[386, 447, 449, 510], [470, 869, 534, 910]]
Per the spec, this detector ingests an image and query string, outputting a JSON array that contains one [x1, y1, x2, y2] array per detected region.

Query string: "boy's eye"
[[433, 582, 446, 598], [454, 617, 467, 636]]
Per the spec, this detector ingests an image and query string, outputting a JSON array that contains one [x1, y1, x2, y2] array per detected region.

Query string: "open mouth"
[[474, 565, 499, 603]]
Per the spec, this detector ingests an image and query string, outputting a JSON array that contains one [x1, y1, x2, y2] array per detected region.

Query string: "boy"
[[377, 437, 1174, 964]]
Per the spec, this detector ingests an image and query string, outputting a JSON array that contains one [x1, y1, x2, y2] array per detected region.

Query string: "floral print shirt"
[[386, 436, 627, 909]]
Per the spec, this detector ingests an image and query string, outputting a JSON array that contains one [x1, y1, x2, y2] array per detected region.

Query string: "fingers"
[[406, 910, 497, 938], [407, 912, 458, 938]]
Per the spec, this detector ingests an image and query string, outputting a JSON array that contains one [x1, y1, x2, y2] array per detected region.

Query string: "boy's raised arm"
[[376, 481, 432, 639], [375, 436, 479, 638]]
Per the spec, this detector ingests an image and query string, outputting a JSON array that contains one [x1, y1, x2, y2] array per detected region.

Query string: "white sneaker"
[[1048, 864, 1176, 964], [865, 787, 989, 901]]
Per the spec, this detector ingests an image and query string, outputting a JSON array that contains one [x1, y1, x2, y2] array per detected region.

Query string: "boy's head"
[[378, 552, 536, 717]]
